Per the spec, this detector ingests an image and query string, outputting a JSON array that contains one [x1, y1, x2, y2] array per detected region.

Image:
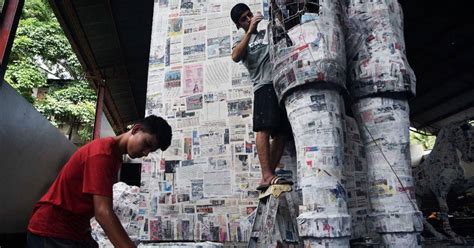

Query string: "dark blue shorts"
[[27, 232, 98, 248], [253, 84, 291, 136]]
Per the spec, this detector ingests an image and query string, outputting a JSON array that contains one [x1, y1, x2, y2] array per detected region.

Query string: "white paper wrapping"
[[269, 0, 347, 104], [285, 88, 351, 244], [353, 97, 422, 246], [342, 0, 416, 98], [91, 182, 141, 247], [138, 242, 223, 247], [342, 116, 370, 239]]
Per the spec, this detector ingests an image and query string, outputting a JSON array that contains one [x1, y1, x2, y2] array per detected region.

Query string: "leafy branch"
[[4, 0, 96, 144]]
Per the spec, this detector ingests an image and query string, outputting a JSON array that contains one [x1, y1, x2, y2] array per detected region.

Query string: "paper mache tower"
[[267, 0, 422, 246]]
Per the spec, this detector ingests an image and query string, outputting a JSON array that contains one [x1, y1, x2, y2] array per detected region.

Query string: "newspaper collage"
[[343, 0, 416, 98], [139, 0, 276, 242], [269, 0, 347, 104], [285, 88, 352, 246], [353, 97, 422, 234], [91, 183, 142, 246], [267, 0, 420, 246], [136, 0, 419, 245]]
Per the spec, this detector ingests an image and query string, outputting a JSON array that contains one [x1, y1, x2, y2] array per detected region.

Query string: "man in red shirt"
[[27, 115, 172, 248]]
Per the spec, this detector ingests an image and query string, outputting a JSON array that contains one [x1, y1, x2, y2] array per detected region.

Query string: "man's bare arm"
[[231, 13, 263, 62], [231, 32, 252, 62], [93, 195, 136, 248]]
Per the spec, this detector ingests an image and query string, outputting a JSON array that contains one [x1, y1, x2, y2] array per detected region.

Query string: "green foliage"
[[4, 0, 96, 144], [4, 60, 47, 102], [21, 0, 52, 21], [410, 129, 436, 151], [35, 81, 96, 141]]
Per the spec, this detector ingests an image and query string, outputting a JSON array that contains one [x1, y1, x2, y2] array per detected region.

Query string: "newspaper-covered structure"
[[353, 98, 423, 246], [267, 1, 351, 246], [141, 0, 297, 243], [285, 88, 351, 246], [413, 120, 474, 243], [144, 0, 420, 246], [268, 0, 347, 103], [342, 0, 416, 99], [138, 241, 223, 247], [343, 0, 421, 246], [91, 182, 141, 247], [342, 117, 370, 239], [266, 0, 421, 247]]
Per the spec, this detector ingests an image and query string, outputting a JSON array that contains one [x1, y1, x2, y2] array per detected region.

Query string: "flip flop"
[[256, 184, 270, 191], [256, 176, 293, 191], [270, 176, 293, 186]]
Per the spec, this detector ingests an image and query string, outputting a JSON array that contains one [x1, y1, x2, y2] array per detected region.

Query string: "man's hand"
[[247, 12, 263, 34], [232, 11, 263, 62], [93, 195, 136, 248]]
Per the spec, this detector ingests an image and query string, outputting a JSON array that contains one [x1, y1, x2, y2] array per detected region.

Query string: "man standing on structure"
[[230, 3, 292, 190]]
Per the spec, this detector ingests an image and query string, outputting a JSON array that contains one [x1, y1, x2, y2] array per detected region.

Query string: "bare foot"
[[259, 174, 275, 186]]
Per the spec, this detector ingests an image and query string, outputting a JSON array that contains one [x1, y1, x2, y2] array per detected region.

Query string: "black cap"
[[230, 3, 250, 28]]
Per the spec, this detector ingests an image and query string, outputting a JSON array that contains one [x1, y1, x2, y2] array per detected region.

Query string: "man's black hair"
[[230, 3, 250, 28], [138, 115, 172, 151]]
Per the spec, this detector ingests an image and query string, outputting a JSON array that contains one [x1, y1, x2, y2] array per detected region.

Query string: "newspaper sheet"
[[183, 63, 204, 95], [207, 28, 231, 59], [183, 32, 206, 63], [204, 59, 230, 92], [203, 170, 232, 197]]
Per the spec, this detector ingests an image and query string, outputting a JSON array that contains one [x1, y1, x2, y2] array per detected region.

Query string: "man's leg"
[[256, 130, 275, 185], [254, 84, 292, 187], [27, 231, 44, 248], [269, 132, 288, 172]]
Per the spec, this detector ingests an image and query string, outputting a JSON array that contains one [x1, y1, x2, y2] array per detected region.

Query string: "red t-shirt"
[[28, 137, 122, 240]]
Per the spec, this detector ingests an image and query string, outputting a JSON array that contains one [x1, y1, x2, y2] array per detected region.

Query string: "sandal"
[[256, 176, 293, 191]]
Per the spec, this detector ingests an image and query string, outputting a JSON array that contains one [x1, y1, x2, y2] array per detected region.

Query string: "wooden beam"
[[47, 0, 126, 133], [0, 0, 24, 80]]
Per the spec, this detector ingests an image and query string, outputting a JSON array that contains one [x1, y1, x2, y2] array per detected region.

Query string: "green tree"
[[4, 0, 96, 144]]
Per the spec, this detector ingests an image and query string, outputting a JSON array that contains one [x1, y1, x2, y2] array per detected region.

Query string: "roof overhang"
[[48, 0, 154, 133], [401, 0, 474, 133], [49, 0, 473, 134]]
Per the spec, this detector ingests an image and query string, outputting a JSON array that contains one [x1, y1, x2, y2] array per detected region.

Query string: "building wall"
[[0, 82, 76, 233]]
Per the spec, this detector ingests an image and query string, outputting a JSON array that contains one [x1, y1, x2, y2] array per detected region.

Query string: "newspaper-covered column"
[[91, 182, 141, 247], [268, 0, 346, 104], [343, 116, 370, 240], [343, 0, 421, 246], [353, 97, 423, 247], [143, 0, 303, 244], [285, 88, 351, 247], [342, 0, 416, 99], [269, 0, 351, 246]]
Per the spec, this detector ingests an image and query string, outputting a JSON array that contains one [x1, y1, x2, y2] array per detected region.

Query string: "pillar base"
[[297, 211, 351, 238], [380, 232, 422, 248], [369, 211, 423, 233], [302, 237, 350, 247]]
